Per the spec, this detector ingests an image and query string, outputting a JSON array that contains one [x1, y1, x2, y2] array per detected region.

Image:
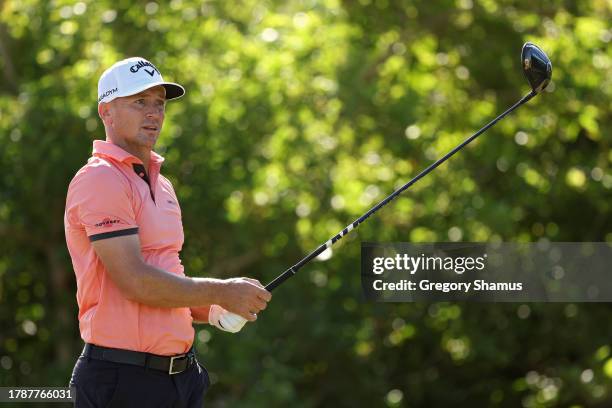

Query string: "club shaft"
[[265, 91, 536, 292]]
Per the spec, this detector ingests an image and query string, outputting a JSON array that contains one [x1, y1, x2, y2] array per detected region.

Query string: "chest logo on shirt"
[[95, 218, 121, 228]]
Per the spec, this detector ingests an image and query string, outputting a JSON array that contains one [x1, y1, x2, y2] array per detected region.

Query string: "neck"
[[106, 136, 151, 170]]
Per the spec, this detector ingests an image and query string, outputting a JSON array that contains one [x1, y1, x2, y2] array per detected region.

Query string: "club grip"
[[265, 268, 296, 291]]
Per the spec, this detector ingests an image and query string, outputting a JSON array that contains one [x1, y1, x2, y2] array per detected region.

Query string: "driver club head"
[[522, 42, 552, 94]]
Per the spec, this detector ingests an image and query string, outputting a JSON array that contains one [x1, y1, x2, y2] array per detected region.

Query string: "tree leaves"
[[0, 0, 610, 406]]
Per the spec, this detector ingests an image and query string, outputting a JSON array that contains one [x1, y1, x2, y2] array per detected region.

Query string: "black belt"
[[82, 343, 196, 375]]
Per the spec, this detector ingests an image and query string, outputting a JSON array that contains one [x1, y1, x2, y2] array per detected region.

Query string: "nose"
[[145, 104, 163, 119]]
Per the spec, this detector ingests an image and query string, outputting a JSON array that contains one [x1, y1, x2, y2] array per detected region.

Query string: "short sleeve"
[[66, 164, 139, 242]]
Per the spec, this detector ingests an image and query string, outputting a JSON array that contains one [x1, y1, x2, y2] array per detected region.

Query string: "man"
[[64, 57, 271, 407]]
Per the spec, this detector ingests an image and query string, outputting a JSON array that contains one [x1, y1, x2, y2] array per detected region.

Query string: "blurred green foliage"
[[0, 0, 611, 406]]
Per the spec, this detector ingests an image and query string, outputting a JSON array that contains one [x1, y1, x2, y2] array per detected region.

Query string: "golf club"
[[219, 42, 552, 329]]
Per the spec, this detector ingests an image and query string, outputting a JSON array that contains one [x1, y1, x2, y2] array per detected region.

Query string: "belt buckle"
[[168, 354, 186, 375]]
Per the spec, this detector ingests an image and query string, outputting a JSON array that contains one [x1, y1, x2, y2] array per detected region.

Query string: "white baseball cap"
[[97, 57, 185, 104]]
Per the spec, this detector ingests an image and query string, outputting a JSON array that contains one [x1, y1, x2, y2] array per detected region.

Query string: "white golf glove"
[[208, 305, 248, 333]]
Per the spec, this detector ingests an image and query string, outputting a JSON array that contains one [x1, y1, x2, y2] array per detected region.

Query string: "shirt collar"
[[92, 140, 165, 166]]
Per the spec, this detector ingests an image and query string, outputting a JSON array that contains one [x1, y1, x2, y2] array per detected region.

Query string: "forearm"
[[126, 263, 222, 308]]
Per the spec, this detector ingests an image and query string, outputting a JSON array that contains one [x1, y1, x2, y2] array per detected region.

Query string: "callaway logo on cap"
[[97, 57, 185, 104]]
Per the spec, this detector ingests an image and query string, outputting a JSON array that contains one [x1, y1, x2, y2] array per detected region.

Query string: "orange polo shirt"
[[64, 140, 194, 356]]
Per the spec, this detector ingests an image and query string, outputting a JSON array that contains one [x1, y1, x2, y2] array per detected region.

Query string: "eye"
[[135, 99, 145, 105]]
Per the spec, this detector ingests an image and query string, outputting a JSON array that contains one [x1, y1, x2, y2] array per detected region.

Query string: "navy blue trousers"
[[69, 355, 210, 407]]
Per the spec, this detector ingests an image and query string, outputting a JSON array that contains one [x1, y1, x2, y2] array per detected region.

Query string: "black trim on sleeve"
[[89, 227, 139, 242]]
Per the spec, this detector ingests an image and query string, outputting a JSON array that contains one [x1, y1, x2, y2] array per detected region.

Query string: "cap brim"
[[160, 82, 185, 100], [115, 81, 186, 102]]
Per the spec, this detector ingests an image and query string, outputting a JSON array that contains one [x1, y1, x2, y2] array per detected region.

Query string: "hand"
[[208, 304, 246, 333], [217, 277, 271, 321]]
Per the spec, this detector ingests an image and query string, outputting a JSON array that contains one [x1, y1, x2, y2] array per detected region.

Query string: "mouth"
[[141, 125, 159, 132]]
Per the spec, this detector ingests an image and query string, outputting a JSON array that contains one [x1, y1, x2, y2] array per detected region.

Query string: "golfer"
[[64, 57, 271, 407]]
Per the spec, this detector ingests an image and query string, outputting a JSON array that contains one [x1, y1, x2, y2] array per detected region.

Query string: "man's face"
[[100, 86, 166, 149]]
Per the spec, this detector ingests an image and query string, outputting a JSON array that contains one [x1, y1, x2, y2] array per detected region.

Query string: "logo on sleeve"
[[95, 218, 121, 228]]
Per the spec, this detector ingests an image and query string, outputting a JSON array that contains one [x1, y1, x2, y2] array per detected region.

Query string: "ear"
[[98, 102, 112, 125]]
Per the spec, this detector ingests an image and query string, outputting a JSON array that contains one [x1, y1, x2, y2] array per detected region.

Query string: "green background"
[[0, 0, 611, 406]]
